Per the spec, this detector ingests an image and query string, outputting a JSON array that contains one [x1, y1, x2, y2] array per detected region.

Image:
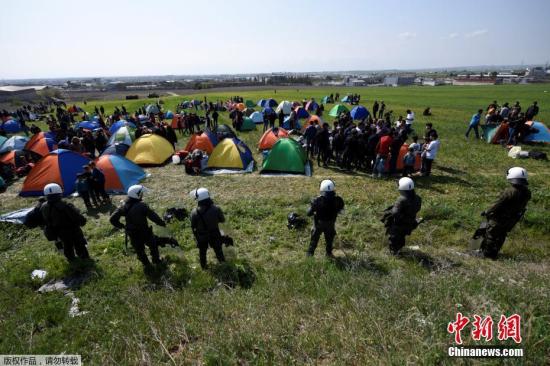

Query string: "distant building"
[[422, 78, 444, 86], [0, 85, 48, 102], [383, 76, 415, 87]]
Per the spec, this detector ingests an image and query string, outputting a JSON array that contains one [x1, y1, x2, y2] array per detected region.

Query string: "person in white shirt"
[[420, 132, 440, 176], [405, 109, 415, 132]]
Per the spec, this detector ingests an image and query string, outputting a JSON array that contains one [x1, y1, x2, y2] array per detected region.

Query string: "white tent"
[[276, 101, 292, 115], [108, 126, 135, 146], [250, 111, 264, 124]]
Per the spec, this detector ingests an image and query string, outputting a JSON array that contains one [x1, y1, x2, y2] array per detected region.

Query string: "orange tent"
[[24, 133, 57, 157], [0, 150, 27, 169], [258, 128, 289, 150], [385, 143, 421, 171], [235, 103, 245, 111], [184, 131, 217, 154], [301, 115, 322, 131]]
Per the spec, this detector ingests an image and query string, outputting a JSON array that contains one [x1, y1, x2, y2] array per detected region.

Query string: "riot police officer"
[[189, 187, 226, 269], [306, 179, 345, 257], [110, 184, 178, 269], [40, 183, 90, 262], [382, 177, 422, 254], [478, 167, 531, 259]]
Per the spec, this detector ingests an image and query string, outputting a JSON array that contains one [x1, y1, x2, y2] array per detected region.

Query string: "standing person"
[[306, 179, 345, 258], [88, 162, 110, 204], [372, 100, 379, 119], [381, 177, 422, 254], [388, 130, 404, 175], [405, 109, 414, 133], [212, 109, 219, 129], [475, 167, 531, 259], [373, 131, 393, 178], [75, 173, 94, 210], [316, 123, 331, 167], [378, 101, 386, 119], [304, 122, 318, 159], [420, 132, 440, 177], [278, 109, 285, 128], [525, 101, 539, 120], [268, 110, 276, 129], [263, 111, 269, 132], [110, 185, 178, 270], [40, 183, 90, 262], [465, 109, 483, 139], [402, 146, 416, 177], [189, 188, 226, 269]]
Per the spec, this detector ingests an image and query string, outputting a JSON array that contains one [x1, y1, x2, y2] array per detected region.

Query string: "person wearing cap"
[[478, 167, 531, 259], [306, 179, 345, 258], [189, 187, 226, 269], [110, 184, 178, 269], [40, 183, 90, 262], [381, 177, 422, 254]]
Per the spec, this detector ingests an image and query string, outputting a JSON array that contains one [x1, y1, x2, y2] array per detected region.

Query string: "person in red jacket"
[[372, 131, 393, 178]]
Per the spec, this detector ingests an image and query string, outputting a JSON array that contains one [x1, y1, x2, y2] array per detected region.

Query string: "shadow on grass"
[[415, 174, 473, 190], [210, 260, 257, 289], [331, 254, 390, 276], [436, 165, 466, 175], [397, 248, 460, 272]]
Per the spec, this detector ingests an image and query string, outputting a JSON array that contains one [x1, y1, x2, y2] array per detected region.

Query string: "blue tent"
[[145, 104, 160, 114], [262, 107, 275, 115], [259, 99, 277, 108], [1, 120, 22, 134], [0, 136, 29, 154], [101, 143, 130, 156], [282, 116, 301, 130], [524, 121, 550, 143], [257, 99, 266, 107], [295, 107, 310, 119], [350, 106, 370, 120], [109, 120, 136, 135], [341, 95, 351, 103], [165, 111, 174, 119], [96, 154, 146, 194], [76, 121, 100, 130]]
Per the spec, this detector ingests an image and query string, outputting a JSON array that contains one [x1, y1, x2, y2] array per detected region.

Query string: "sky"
[[1, 0, 550, 79]]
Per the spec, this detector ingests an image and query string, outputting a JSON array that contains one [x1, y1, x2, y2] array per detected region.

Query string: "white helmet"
[[190, 187, 210, 201], [43, 183, 63, 196], [320, 179, 335, 192], [127, 184, 148, 199], [506, 167, 528, 185], [398, 177, 414, 191]]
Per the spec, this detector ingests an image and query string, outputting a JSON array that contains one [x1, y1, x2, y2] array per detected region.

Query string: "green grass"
[[1, 85, 549, 365]]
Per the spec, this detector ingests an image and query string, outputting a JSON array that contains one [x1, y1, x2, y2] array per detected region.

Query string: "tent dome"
[[165, 111, 174, 119], [524, 121, 550, 143], [207, 138, 253, 170], [0, 136, 29, 154], [126, 134, 175, 165], [101, 142, 130, 156], [261, 138, 309, 175], [250, 111, 264, 124], [109, 120, 136, 135], [108, 125, 136, 146], [95, 154, 146, 194], [184, 131, 218, 154], [0, 120, 22, 134], [350, 106, 370, 120], [241, 117, 256, 131], [20, 149, 91, 196], [258, 127, 289, 150]]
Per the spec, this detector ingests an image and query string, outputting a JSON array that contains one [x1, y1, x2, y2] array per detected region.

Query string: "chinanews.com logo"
[[446, 313, 524, 358]]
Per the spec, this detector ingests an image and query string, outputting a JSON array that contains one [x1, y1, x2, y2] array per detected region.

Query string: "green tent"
[[261, 138, 310, 175], [321, 96, 331, 104], [245, 100, 256, 108], [241, 117, 256, 131], [328, 104, 349, 117], [0, 135, 7, 148]]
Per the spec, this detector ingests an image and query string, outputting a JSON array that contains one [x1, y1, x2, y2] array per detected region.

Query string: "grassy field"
[[1, 85, 549, 365]]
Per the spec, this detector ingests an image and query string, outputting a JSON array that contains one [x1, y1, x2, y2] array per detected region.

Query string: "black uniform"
[[382, 191, 422, 254], [40, 195, 89, 262], [307, 192, 345, 256], [480, 184, 531, 259], [110, 198, 172, 267], [190, 198, 226, 269]]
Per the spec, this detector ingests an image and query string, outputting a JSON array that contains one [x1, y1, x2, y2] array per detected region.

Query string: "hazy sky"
[[1, 0, 549, 79]]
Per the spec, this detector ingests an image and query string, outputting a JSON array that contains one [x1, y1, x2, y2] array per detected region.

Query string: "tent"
[[206, 138, 254, 170], [0, 135, 7, 147], [165, 111, 174, 119], [301, 115, 323, 132], [101, 142, 130, 156], [24, 136, 57, 157], [261, 138, 310, 175], [276, 101, 293, 115], [294, 106, 310, 119], [250, 111, 264, 124], [184, 130, 218, 154], [305, 101, 319, 111], [95, 155, 146, 194], [235, 103, 245, 111], [483, 123, 508, 144], [384, 144, 422, 172], [524, 121, 550, 143], [243, 107, 255, 117], [262, 107, 275, 115], [321, 96, 332, 104], [245, 100, 256, 108], [282, 116, 301, 130], [126, 134, 174, 165], [1, 120, 22, 134], [76, 121, 100, 130], [0, 136, 29, 154], [108, 125, 135, 146], [258, 127, 289, 150], [258, 98, 277, 108], [0, 150, 27, 169], [241, 117, 256, 131], [215, 124, 237, 140], [20, 149, 91, 197], [350, 106, 370, 120], [109, 120, 136, 135], [341, 95, 351, 103], [328, 104, 349, 117], [145, 104, 160, 114]]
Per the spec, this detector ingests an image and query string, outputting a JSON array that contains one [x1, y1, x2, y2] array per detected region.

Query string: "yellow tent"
[[207, 137, 253, 169], [126, 134, 174, 165]]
